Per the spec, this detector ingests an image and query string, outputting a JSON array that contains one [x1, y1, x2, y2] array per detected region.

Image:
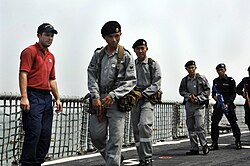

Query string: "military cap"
[[132, 39, 147, 49], [216, 63, 226, 70], [37, 23, 58, 34], [101, 21, 121, 36], [185, 60, 196, 67]]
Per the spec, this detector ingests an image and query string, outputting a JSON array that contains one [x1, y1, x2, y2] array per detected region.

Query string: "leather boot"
[[209, 141, 218, 150], [186, 150, 199, 155], [137, 158, 152, 166], [235, 140, 242, 150], [121, 154, 124, 164], [203, 144, 209, 155], [144, 158, 152, 166]]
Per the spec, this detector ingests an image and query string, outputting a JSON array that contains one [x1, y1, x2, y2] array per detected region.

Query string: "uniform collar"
[[104, 46, 119, 57], [187, 73, 200, 80], [135, 56, 148, 64], [218, 74, 228, 80]]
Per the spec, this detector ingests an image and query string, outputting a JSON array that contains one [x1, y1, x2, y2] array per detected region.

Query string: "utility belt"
[[99, 86, 117, 94], [118, 88, 163, 112], [27, 87, 51, 95], [134, 87, 146, 92]]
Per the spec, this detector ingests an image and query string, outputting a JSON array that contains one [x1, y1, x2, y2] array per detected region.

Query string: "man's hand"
[[101, 95, 114, 108], [55, 100, 62, 113], [92, 99, 102, 110], [213, 95, 218, 102], [20, 96, 30, 112], [189, 94, 198, 103], [92, 99, 105, 122]]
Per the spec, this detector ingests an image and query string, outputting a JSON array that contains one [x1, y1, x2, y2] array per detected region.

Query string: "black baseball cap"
[[37, 23, 58, 34]]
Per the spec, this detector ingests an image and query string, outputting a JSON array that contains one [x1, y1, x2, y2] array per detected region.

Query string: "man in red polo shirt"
[[19, 23, 62, 166]]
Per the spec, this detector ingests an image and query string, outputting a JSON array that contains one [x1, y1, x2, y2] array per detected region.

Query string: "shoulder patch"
[[148, 58, 155, 66], [229, 77, 234, 81]]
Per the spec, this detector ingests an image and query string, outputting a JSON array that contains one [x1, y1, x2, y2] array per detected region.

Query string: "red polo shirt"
[[19, 43, 56, 90]]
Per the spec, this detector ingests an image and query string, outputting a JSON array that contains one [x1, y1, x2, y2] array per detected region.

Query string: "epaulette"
[[95, 46, 104, 52], [148, 58, 155, 66]]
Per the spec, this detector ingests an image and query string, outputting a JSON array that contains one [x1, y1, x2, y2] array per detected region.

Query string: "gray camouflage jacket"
[[179, 73, 210, 104], [87, 46, 136, 100], [135, 57, 161, 97]]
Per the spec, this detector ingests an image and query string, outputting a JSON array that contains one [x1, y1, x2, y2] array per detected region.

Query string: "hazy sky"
[[1, 0, 250, 103]]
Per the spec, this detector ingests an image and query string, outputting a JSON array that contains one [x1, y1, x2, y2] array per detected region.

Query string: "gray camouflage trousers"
[[89, 98, 126, 166], [131, 99, 154, 160], [185, 102, 207, 151]]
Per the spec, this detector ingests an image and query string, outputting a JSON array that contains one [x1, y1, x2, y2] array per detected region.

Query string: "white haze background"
[[1, 0, 250, 103]]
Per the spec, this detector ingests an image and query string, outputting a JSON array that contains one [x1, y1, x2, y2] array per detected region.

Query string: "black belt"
[[27, 87, 51, 95]]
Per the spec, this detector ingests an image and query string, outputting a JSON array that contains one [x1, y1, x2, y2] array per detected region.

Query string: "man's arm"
[[50, 79, 62, 113], [197, 75, 210, 103], [179, 76, 192, 102], [19, 71, 30, 111]]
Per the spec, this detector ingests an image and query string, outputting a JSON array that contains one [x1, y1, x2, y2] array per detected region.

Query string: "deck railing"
[[0, 93, 247, 165]]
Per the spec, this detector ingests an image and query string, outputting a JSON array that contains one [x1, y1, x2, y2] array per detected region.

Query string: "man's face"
[[38, 32, 54, 48], [104, 32, 121, 48], [134, 45, 148, 61], [185, 65, 196, 75], [216, 68, 226, 77]]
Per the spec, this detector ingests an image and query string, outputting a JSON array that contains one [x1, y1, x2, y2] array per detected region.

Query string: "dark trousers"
[[244, 102, 250, 129], [211, 104, 241, 141], [20, 89, 53, 165]]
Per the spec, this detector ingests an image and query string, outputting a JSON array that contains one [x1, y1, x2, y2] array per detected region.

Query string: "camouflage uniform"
[[131, 57, 161, 162], [179, 73, 210, 152], [87, 46, 136, 166]]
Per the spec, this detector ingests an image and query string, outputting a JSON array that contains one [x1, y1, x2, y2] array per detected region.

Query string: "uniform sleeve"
[[236, 78, 245, 96], [109, 52, 137, 99], [228, 78, 236, 104], [179, 76, 191, 102], [211, 80, 217, 99], [19, 48, 34, 73], [87, 52, 100, 99], [197, 75, 210, 103], [142, 61, 161, 97]]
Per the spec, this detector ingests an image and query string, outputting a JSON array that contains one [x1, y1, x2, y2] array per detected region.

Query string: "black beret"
[[101, 21, 121, 36], [37, 23, 58, 34], [216, 63, 226, 70], [132, 39, 147, 49], [185, 60, 196, 67]]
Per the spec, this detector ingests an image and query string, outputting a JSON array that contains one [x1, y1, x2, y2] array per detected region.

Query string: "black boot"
[[144, 158, 152, 166], [203, 144, 209, 155], [121, 154, 124, 164], [209, 141, 218, 150], [235, 140, 242, 150], [186, 150, 199, 155], [137, 158, 152, 166]]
